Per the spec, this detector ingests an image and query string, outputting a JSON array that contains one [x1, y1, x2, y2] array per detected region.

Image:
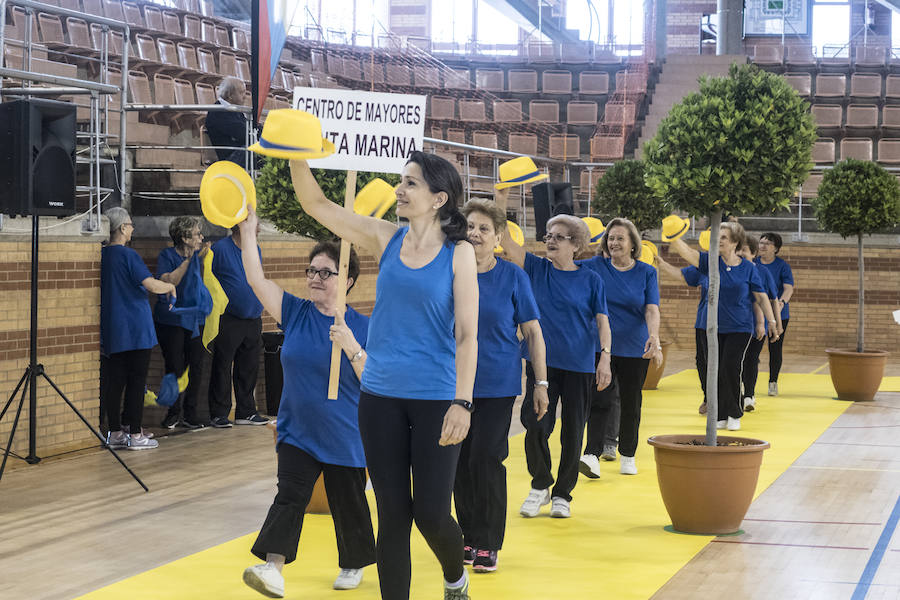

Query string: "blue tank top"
[[361, 227, 457, 400]]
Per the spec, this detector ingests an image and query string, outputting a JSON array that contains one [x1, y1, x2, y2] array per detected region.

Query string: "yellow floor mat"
[[77, 371, 849, 600]]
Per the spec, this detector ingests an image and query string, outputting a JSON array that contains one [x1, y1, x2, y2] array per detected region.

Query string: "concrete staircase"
[[635, 54, 747, 158]]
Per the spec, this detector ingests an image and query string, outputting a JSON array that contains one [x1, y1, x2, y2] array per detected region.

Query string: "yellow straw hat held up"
[[247, 109, 336, 160], [495, 220, 524, 254], [494, 156, 549, 190], [661, 214, 690, 242], [199, 161, 256, 229], [354, 178, 397, 219]]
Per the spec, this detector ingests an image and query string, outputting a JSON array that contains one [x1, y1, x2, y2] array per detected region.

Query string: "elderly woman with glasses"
[[238, 208, 376, 597], [755, 232, 794, 397], [577, 218, 661, 477], [101, 207, 175, 451], [154, 216, 212, 430], [494, 188, 612, 520]]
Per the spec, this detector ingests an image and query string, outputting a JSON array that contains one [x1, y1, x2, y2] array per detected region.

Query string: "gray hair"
[[106, 207, 131, 237], [461, 198, 506, 233], [546, 214, 590, 254], [217, 77, 246, 105], [169, 216, 201, 246]]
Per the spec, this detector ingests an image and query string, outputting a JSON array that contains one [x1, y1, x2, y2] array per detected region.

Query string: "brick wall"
[[0, 230, 102, 460]]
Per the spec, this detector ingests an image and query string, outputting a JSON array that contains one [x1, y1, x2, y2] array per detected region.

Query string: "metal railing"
[[0, 0, 129, 228]]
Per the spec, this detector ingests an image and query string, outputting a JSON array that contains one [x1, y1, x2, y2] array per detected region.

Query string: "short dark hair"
[[309, 240, 360, 293], [760, 232, 783, 253], [169, 216, 201, 246]]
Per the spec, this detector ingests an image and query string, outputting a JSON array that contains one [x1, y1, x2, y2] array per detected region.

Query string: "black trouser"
[[208, 313, 262, 420], [156, 323, 206, 423], [585, 355, 649, 459], [767, 318, 789, 383], [251, 442, 376, 568], [101, 349, 151, 433], [718, 332, 752, 420], [742, 335, 766, 400], [521, 362, 592, 503], [584, 354, 618, 457], [695, 328, 708, 401], [453, 395, 515, 551], [358, 392, 464, 600]]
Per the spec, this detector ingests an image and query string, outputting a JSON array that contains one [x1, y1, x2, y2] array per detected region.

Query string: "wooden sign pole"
[[327, 170, 357, 400]]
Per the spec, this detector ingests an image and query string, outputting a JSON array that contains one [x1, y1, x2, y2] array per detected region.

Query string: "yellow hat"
[[495, 220, 524, 255], [581, 216, 606, 246], [199, 161, 256, 229], [354, 178, 397, 219], [247, 109, 336, 160], [698, 229, 711, 251], [494, 156, 549, 190], [639, 240, 658, 265], [661, 214, 690, 242]]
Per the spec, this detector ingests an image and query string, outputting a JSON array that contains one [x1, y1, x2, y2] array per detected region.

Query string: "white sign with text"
[[292, 87, 427, 174]]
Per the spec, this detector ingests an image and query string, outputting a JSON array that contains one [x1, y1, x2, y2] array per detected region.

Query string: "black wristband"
[[451, 399, 474, 413]]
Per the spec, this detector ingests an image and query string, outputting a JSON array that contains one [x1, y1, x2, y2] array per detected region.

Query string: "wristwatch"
[[599, 347, 611, 354], [350, 348, 364, 362], [535, 379, 549, 388], [451, 399, 474, 413]]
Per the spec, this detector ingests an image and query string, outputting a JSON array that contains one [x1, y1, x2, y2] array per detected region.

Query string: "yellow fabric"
[[354, 179, 396, 218], [177, 367, 190, 393], [77, 370, 849, 600], [699, 229, 711, 251], [142, 388, 157, 407], [495, 221, 525, 255], [202, 249, 228, 350]]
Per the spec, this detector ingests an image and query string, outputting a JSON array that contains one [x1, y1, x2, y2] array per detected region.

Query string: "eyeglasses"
[[543, 233, 573, 243], [306, 267, 339, 280]]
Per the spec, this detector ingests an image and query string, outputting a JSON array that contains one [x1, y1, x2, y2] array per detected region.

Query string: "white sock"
[[445, 571, 467, 589], [266, 553, 285, 572]]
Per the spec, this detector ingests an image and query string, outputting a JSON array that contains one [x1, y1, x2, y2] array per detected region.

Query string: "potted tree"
[[592, 159, 672, 389], [642, 63, 816, 534], [812, 159, 900, 402]]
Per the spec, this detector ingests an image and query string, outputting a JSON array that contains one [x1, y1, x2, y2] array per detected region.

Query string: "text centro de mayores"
[[295, 97, 422, 124]]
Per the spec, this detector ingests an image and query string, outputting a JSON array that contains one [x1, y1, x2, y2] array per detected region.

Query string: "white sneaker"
[[620, 456, 637, 475], [243, 563, 284, 598], [333, 568, 363, 590], [716, 420, 727, 430], [519, 488, 550, 518], [549, 496, 571, 518], [727, 416, 741, 431], [743, 396, 756, 412], [579, 454, 602, 479], [127, 433, 158, 450], [768, 382, 778, 396]]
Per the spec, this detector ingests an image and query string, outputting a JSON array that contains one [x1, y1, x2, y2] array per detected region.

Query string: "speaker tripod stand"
[[0, 213, 147, 491]]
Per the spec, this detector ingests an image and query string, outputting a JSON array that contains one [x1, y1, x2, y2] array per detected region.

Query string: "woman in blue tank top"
[[290, 151, 478, 600]]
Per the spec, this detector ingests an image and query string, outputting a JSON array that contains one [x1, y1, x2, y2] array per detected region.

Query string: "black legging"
[[584, 355, 649, 458], [156, 323, 206, 423], [767, 318, 789, 382], [718, 332, 752, 420], [742, 335, 766, 399], [358, 392, 463, 600], [695, 328, 708, 402], [100, 348, 151, 433]]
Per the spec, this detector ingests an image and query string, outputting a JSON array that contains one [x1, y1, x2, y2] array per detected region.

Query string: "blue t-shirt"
[[578, 257, 659, 358], [211, 236, 263, 320], [523, 253, 607, 374], [362, 227, 457, 400], [100, 245, 157, 355], [682, 266, 708, 330], [754, 263, 779, 334], [697, 252, 765, 334], [755, 256, 794, 320], [153, 247, 212, 337], [474, 258, 540, 398], [276, 293, 367, 468]]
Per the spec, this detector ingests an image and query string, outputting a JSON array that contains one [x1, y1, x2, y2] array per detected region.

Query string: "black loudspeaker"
[[551, 182, 574, 215], [532, 182, 553, 241], [0, 99, 77, 217]]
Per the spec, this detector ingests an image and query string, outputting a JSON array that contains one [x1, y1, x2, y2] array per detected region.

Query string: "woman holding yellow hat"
[[455, 198, 548, 573], [666, 222, 779, 431], [288, 151, 477, 600], [237, 208, 376, 598], [493, 187, 612, 520], [577, 218, 661, 477]]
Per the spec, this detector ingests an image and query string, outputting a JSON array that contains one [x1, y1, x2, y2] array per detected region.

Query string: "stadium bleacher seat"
[[386, 63, 411, 87], [549, 133, 580, 159], [458, 99, 486, 122], [849, 73, 882, 99], [815, 74, 847, 99], [751, 44, 783, 69], [508, 69, 538, 93], [579, 71, 609, 95], [475, 68, 504, 92], [590, 135, 625, 160], [508, 132, 538, 155], [786, 46, 817, 70], [812, 105, 843, 129], [812, 138, 836, 163], [784, 73, 812, 97], [882, 105, 900, 129], [542, 70, 573, 94], [877, 138, 900, 163], [529, 99, 559, 123], [413, 65, 440, 89], [429, 96, 455, 120], [855, 46, 887, 70], [840, 137, 873, 160], [845, 104, 878, 128], [799, 173, 822, 197], [445, 67, 471, 90], [567, 100, 598, 125], [603, 101, 636, 126]]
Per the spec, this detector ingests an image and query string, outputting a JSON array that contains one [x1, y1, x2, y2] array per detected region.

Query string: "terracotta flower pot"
[[825, 348, 889, 402], [647, 434, 770, 535], [642, 340, 672, 390]]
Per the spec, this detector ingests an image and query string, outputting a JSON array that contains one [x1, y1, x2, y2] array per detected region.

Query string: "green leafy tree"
[[812, 159, 900, 353], [255, 158, 399, 240], [644, 63, 816, 445], [592, 159, 667, 233]]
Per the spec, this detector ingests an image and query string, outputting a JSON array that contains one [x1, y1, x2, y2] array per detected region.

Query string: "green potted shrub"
[[255, 157, 398, 239], [592, 159, 672, 389], [642, 63, 816, 534], [812, 159, 900, 402]]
